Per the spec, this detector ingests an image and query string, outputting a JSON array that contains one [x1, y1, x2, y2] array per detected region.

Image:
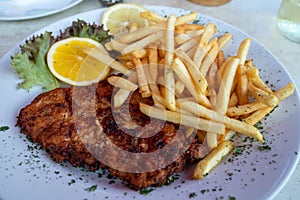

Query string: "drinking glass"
[[277, 0, 300, 43]]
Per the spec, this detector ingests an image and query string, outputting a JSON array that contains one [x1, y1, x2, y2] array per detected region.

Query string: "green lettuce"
[[11, 31, 59, 91], [57, 20, 112, 44]]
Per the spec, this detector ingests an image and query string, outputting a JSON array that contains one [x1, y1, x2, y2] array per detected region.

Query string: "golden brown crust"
[[17, 79, 207, 189]]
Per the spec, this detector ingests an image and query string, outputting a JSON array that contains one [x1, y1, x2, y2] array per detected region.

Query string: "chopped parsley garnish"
[[258, 145, 272, 151], [139, 188, 154, 195], [68, 179, 76, 185], [0, 126, 9, 132], [233, 147, 243, 155], [88, 185, 97, 192], [189, 192, 197, 198]]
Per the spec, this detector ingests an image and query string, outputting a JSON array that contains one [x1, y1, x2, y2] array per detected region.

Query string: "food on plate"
[[11, 20, 112, 91], [101, 3, 149, 34], [17, 79, 208, 189], [12, 3, 295, 190], [99, 4, 295, 179], [192, 140, 234, 179], [47, 37, 110, 86]]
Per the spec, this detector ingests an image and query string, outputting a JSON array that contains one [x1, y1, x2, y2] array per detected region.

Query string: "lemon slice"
[[101, 3, 149, 34], [47, 37, 110, 86]]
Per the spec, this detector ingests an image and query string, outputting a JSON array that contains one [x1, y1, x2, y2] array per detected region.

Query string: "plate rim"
[[0, 5, 300, 200], [0, 0, 84, 21]]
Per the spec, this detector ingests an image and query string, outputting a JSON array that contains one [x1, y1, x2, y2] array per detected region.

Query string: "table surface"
[[0, 0, 299, 199]]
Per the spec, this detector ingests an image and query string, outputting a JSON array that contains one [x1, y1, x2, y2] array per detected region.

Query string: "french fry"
[[177, 97, 197, 103], [113, 88, 131, 108], [172, 58, 211, 108], [237, 38, 251, 65], [235, 38, 252, 105], [185, 127, 195, 138], [113, 70, 137, 108], [164, 14, 177, 111], [175, 81, 185, 94], [109, 39, 128, 52], [229, 82, 294, 118], [228, 92, 238, 107], [216, 50, 225, 68], [132, 56, 151, 98], [206, 132, 218, 149], [246, 63, 273, 93], [148, 43, 159, 81], [175, 49, 208, 93], [151, 93, 166, 108], [199, 43, 219, 77], [117, 26, 164, 43], [121, 31, 164, 55], [192, 140, 234, 179], [274, 82, 295, 101], [172, 58, 200, 98], [164, 67, 176, 110], [215, 57, 240, 115], [175, 24, 204, 32], [178, 101, 264, 142], [176, 38, 198, 52], [142, 55, 161, 98], [118, 54, 132, 61], [218, 33, 232, 49], [193, 37, 217, 70], [83, 48, 131, 75], [236, 64, 249, 105], [243, 82, 295, 125], [248, 82, 278, 107], [199, 23, 217, 46], [175, 29, 204, 44], [227, 101, 267, 117], [250, 77, 273, 94], [223, 129, 236, 141], [131, 48, 148, 59], [138, 12, 196, 31], [139, 103, 225, 134], [140, 11, 166, 23], [206, 66, 220, 150], [186, 45, 197, 58], [107, 76, 138, 91], [207, 62, 218, 107], [175, 12, 198, 26]]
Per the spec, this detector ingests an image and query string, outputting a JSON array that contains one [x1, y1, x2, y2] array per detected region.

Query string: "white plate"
[[0, 0, 84, 21], [0, 6, 300, 200]]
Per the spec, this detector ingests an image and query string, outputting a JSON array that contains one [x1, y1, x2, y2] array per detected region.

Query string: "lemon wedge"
[[101, 3, 149, 34], [47, 37, 110, 86]]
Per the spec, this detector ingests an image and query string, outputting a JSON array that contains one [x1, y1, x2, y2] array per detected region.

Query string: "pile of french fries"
[[87, 9, 295, 180]]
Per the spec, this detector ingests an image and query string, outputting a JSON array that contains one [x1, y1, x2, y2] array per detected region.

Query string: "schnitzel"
[[17, 79, 208, 189]]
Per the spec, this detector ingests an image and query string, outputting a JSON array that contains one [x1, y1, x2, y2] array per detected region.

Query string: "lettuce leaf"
[[11, 31, 59, 91], [57, 20, 112, 44]]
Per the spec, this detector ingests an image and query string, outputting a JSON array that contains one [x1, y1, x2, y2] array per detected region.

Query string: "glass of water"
[[277, 0, 300, 43]]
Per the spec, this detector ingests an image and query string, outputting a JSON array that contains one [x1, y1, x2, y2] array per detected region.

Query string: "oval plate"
[[0, 6, 299, 200], [0, 0, 84, 21]]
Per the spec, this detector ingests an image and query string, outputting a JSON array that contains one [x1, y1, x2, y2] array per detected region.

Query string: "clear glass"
[[277, 0, 300, 43]]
